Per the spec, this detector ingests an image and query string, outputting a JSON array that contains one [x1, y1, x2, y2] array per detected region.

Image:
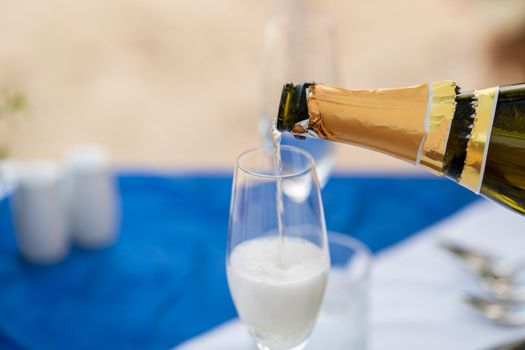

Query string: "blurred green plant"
[[0, 89, 27, 159], [0, 90, 26, 118]]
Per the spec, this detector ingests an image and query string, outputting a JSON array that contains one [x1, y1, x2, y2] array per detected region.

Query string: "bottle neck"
[[278, 81, 503, 193], [278, 81, 457, 169]]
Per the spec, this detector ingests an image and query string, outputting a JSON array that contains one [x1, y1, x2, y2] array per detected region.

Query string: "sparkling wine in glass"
[[227, 146, 330, 350]]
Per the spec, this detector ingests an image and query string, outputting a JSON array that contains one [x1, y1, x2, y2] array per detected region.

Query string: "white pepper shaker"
[[64, 145, 119, 248], [12, 160, 69, 263]]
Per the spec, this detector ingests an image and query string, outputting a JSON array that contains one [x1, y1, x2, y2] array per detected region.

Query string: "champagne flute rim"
[[267, 11, 334, 33], [236, 145, 315, 179]]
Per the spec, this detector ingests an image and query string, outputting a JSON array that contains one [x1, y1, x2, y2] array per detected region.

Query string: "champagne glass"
[[259, 11, 337, 187], [307, 232, 371, 350], [227, 145, 330, 350]]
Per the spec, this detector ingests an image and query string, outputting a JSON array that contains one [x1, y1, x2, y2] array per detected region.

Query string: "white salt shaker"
[[64, 145, 119, 248], [12, 160, 69, 263]]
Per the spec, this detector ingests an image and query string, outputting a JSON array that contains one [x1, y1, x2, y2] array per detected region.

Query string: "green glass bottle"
[[277, 81, 525, 215]]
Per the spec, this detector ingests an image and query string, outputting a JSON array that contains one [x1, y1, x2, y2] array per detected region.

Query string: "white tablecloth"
[[177, 200, 525, 350]]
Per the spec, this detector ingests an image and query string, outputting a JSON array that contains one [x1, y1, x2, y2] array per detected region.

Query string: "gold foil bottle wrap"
[[459, 87, 499, 193], [417, 81, 458, 174], [304, 82, 458, 167], [306, 83, 430, 163]]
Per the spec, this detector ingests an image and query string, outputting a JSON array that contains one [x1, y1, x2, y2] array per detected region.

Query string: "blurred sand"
[[0, 0, 518, 172]]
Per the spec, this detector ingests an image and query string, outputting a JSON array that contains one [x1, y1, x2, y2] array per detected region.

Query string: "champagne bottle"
[[277, 81, 525, 215]]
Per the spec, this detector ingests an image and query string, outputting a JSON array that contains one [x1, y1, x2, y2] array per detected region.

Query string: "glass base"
[[255, 338, 309, 350]]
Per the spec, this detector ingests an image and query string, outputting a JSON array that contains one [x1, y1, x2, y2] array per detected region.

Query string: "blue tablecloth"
[[0, 173, 478, 350]]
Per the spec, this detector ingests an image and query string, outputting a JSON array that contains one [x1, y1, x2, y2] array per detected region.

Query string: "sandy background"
[[1, 0, 524, 172]]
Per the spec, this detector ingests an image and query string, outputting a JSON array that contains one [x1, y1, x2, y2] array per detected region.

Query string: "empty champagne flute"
[[259, 11, 337, 187], [227, 146, 330, 350]]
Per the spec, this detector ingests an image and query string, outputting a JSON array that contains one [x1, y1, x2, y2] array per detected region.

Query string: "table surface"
[[0, 173, 477, 349], [177, 200, 525, 350]]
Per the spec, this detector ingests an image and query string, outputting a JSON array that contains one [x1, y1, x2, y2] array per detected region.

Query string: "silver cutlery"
[[463, 294, 525, 327], [440, 242, 525, 302]]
